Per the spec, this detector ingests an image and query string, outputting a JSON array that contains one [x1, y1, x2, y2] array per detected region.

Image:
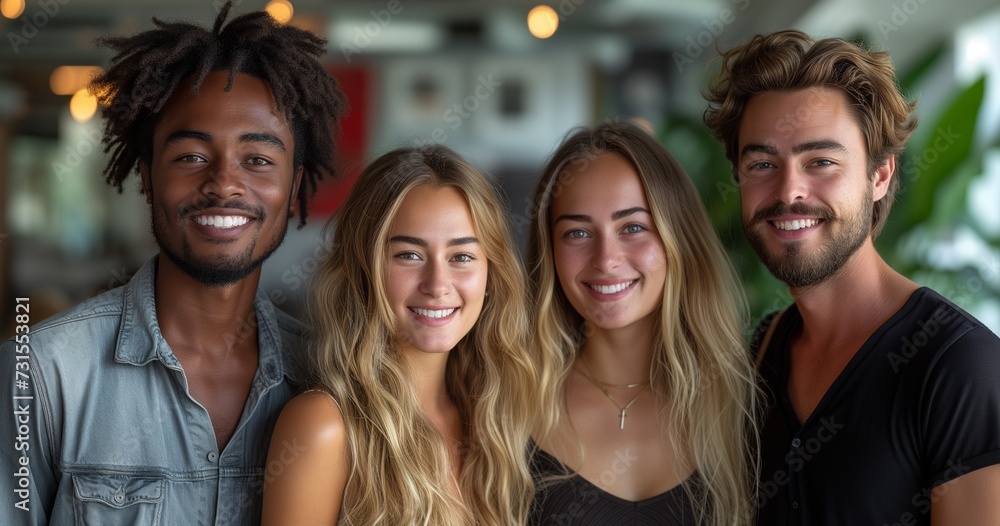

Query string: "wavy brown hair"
[[308, 146, 536, 525], [528, 121, 760, 525], [703, 29, 917, 238]]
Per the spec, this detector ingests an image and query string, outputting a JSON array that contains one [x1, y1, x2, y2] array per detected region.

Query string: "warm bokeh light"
[[1, 0, 25, 19], [70, 88, 98, 123], [265, 0, 293, 25], [527, 5, 558, 39], [50, 66, 103, 96]]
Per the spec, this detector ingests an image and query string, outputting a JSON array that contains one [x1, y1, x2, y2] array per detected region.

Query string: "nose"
[[419, 259, 451, 298], [200, 156, 246, 200], [591, 234, 624, 272], [773, 164, 809, 204]]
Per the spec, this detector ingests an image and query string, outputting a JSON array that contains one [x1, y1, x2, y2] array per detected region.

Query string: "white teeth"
[[412, 308, 456, 319], [774, 219, 818, 231], [587, 280, 636, 294], [194, 215, 250, 229]]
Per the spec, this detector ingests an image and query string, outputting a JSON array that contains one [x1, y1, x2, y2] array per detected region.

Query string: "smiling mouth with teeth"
[[410, 307, 457, 319], [193, 215, 251, 229], [587, 280, 637, 295], [772, 219, 820, 231]]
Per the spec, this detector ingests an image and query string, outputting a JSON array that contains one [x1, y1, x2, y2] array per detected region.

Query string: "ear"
[[139, 163, 152, 204], [872, 154, 894, 202], [288, 165, 304, 216]]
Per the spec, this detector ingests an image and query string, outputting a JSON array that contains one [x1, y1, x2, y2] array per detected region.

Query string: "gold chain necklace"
[[578, 359, 649, 430]]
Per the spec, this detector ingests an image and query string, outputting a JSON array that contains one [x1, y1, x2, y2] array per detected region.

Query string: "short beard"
[[158, 237, 281, 287], [151, 196, 288, 288], [744, 186, 872, 288]]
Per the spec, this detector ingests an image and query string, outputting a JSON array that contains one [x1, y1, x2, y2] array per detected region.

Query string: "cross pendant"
[[619, 409, 626, 430]]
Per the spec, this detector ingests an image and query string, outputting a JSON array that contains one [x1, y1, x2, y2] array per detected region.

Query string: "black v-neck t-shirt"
[[753, 287, 1000, 525]]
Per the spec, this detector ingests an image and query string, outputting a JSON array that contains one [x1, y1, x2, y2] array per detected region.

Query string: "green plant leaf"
[[927, 158, 979, 230], [900, 74, 985, 231]]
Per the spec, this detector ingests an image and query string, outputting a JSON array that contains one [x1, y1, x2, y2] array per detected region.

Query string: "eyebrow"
[[740, 139, 848, 158], [163, 130, 287, 153], [554, 207, 650, 224], [389, 235, 479, 247], [241, 132, 287, 153], [792, 139, 848, 155], [612, 207, 650, 220], [165, 130, 211, 146]]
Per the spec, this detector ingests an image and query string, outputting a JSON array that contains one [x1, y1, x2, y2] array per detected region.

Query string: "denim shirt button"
[[114, 491, 125, 503], [207, 451, 219, 462]]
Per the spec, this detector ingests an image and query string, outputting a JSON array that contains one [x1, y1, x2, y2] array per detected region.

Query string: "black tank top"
[[529, 447, 701, 525]]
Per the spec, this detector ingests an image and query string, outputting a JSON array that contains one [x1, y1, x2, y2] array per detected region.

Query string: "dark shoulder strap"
[[755, 308, 787, 370]]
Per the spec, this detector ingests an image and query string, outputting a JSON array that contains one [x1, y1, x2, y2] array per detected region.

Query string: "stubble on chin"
[[150, 206, 288, 288], [745, 210, 871, 288]]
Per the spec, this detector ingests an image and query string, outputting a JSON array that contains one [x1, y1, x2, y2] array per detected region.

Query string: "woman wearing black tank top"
[[526, 122, 759, 525]]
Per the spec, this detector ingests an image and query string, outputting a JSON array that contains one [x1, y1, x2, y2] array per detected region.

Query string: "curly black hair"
[[90, 0, 347, 226]]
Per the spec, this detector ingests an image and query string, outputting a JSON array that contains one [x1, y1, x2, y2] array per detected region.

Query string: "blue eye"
[[565, 229, 589, 239], [395, 252, 420, 261], [624, 223, 647, 234], [451, 253, 475, 263]]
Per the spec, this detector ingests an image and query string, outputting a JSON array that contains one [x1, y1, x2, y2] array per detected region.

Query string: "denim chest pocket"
[[72, 474, 165, 525]]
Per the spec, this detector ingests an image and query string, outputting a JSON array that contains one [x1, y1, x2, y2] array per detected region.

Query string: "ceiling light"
[[70, 88, 98, 123], [265, 0, 293, 25], [527, 5, 558, 39]]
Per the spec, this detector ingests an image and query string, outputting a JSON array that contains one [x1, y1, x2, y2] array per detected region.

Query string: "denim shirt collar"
[[113, 256, 285, 385]]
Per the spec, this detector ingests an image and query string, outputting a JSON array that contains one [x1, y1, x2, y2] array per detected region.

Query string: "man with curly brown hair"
[[0, 3, 346, 524], [704, 29, 1000, 525]]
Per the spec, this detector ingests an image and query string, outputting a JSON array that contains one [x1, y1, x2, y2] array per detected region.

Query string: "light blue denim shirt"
[[1, 256, 307, 525]]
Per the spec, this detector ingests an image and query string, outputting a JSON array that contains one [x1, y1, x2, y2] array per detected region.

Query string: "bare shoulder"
[[274, 389, 347, 445], [263, 389, 350, 525]]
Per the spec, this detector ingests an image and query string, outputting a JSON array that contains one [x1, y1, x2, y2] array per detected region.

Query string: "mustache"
[[178, 198, 265, 220], [749, 202, 834, 225]]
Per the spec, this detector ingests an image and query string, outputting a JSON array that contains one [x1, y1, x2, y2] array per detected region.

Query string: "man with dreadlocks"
[[0, 2, 347, 524]]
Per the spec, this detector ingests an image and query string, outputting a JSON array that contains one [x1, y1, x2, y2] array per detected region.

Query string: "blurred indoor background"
[[1, 0, 998, 337]]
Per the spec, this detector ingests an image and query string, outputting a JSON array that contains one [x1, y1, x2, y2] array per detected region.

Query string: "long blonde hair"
[[527, 122, 759, 525], [309, 146, 537, 525]]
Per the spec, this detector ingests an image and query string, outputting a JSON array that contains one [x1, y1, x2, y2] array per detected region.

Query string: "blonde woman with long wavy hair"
[[528, 121, 758, 525], [262, 146, 537, 525]]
